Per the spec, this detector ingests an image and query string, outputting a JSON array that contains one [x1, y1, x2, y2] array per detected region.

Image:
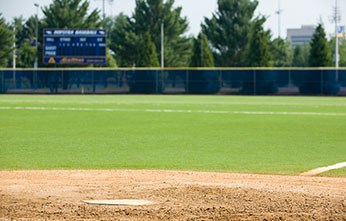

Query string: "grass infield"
[[0, 95, 345, 176]]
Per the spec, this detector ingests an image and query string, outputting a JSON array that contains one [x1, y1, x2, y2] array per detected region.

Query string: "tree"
[[309, 24, 333, 67], [133, 0, 192, 67], [0, 15, 13, 67], [110, 0, 192, 67], [248, 18, 272, 67], [271, 37, 292, 67], [136, 32, 160, 67], [202, 0, 259, 67], [243, 18, 277, 95], [291, 44, 310, 67], [329, 37, 346, 67], [189, 33, 214, 67], [340, 38, 346, 67], [129, 32, 161, 94], [297, 24, 337, 95], [105, 50, 117, 67], [9, 16, 36, 68], [188, 33, 218, 94], [42, 0, 101, 29], [109, 13, 137, 67]]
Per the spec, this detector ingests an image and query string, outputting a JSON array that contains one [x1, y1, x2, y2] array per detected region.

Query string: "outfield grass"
[[321, 167, 346, 177], [0, 95, 345, 176]]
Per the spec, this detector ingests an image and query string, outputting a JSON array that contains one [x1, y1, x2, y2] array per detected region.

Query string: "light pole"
[[161, 23, 164, 68], [201, 32, 204, 67], [333, 0, 341, 82], [275, 0, 283, 38], [335, 0, 339, 69], [94, 0, 114, 21], [34, 3, 39, 69], [13, 22, 16, 70], [13, 21, 16, 87]]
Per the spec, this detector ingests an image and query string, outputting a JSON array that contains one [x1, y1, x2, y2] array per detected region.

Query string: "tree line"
[[0, 0, 345, 68]]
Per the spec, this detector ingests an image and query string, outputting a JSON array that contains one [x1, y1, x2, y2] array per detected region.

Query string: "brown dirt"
[[0, 170, 345, 220]]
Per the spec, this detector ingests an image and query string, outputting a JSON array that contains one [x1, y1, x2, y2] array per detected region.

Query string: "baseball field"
[[1, 95, 345, 220]]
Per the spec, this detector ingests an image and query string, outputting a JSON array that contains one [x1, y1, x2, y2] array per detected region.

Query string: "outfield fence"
[[1, 68, 346, 95]]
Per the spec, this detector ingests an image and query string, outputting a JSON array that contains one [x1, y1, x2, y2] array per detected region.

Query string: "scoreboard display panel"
[[43, 29, 107, 65]]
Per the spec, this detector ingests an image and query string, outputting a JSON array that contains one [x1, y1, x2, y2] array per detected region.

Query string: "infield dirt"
[[1, 170, 345, 220]]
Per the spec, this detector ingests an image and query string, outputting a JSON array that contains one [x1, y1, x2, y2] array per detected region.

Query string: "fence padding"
[[1, 68, 345, 95]]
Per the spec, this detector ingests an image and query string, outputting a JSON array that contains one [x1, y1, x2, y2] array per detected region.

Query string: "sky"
[[0, 0, 345, 38]]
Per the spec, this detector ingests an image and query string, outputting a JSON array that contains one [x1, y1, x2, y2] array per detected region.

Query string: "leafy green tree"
[[329, 37, 346, 67], [129, 32, 161, 94], [188, 33, 218, 94], [133, 0, 192, 67], [0, 15, 13, 67], [15, 42, 36, 68], [248, 18, 272, 67], [271, 37, 292, 67], [291, 44, 310, 67], [296, 24, 338, 95], [309, 24, 333, 67], [109, 0, 191, 67], [190, 33, 214, 67], [25, 16, 43, 67], [136, 32, 160, 67], [243, 18, 277, 95], [42, 0, 101, 29], [109, 13, 137, 67], [105, 50, 117, 67], [9, 16, 36, 68], [202, 0, 259, 67], [340, 38, 346, 67], [13, 17, 27, 46], [91, 16, 117, 68]]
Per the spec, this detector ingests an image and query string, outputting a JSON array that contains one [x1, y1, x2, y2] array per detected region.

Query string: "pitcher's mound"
[[83, 199, 154, 206]]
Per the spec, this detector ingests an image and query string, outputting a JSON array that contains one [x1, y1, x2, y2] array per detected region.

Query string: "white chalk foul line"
[[300, 162, 346, 176], [1, 106, 346, 117]]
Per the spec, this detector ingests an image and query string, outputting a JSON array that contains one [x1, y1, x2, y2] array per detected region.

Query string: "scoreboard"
[[43, 29, 107, 65]]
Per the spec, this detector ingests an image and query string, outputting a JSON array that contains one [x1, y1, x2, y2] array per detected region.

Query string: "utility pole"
[[275, 0, 283, 38]]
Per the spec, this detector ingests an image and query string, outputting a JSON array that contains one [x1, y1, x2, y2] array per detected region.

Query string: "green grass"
[[0, 95, 345, 176], [320, 167, 346, 177]]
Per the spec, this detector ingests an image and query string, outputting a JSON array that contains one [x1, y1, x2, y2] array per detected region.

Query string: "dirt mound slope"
[[1, 170, 345, 220]]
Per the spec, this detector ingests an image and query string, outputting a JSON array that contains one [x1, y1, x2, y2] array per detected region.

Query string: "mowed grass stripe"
[[0, 95, 345, 176], [1, 106, 346, 117]]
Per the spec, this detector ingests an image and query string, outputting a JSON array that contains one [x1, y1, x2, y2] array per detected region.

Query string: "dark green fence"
[[1, 68, 345, 95]]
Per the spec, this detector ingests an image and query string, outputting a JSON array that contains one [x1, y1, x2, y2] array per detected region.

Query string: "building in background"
[[287, 25, 315, 47]]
